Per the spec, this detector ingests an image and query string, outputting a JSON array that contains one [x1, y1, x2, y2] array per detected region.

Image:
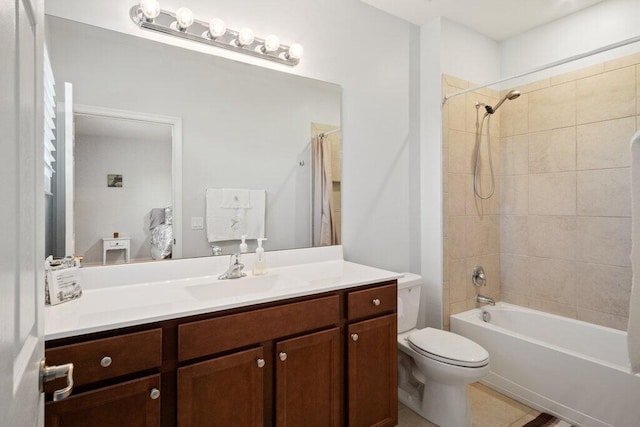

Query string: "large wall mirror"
[[45, 16, 342, 266]]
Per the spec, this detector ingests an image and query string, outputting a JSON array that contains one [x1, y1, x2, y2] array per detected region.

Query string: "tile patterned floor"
[[398, 383, 541, 427]]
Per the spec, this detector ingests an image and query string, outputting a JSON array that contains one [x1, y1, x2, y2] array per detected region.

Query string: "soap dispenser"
[[239, 235, 248, 253], [253, 238, 268, 276]]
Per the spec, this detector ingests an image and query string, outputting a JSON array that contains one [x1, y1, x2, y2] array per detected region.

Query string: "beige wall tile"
[[444, 74, 470, 90], [448, 173, 468, 216], [501, 292, 529, 307], [466, 215, 500, 257], [550, 63, 604, 86], [449, 90, 467, 131], [577, 116, 636, 169], [510, 79, 550, 94], [529, 82, 576, 132], [449, 259, 468, 303], [450, 299, 469, 316], [501, 215, 528, 255], [576, 217, 632, 267], [577, 168, 631, 217], [528, 257, 576, 305], [528, 298, 577, 319], [604, 52, 640, 71], [500, 254, 529, 296], [577, 66, 636, 124], [468, 174, 501, 216], [576, 263, 632, 316], [500, 92, 528, 137], [528, 216, 576, 261], [501, 134, 529, 175], [529, 172, 576, 216], [576, 308, 628, 331], [448, 130, 475, 173], [448, 216, 467, 260], [500, 175, 528, 215], [529, 127, 576, 173]]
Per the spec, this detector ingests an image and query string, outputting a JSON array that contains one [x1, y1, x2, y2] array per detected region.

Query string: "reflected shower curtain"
[[312, 135, 338, 246]]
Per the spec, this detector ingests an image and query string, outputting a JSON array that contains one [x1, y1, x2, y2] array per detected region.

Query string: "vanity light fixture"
[[129, 2, 303, 66]]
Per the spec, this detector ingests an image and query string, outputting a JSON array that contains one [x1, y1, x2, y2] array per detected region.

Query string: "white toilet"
[[397, 273, 490, 427]]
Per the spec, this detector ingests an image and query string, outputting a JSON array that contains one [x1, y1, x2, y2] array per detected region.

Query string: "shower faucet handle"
[[472, 266, 486, 287]]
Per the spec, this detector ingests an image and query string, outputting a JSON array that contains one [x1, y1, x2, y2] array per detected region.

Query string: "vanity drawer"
[[347, 283, 397, 321], [179, 295, 340, 361], [106, 239, 129, 249], [46, 329, 162, 388]]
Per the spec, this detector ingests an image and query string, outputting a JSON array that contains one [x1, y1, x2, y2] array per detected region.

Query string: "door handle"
[[40, 359, 74, 401]]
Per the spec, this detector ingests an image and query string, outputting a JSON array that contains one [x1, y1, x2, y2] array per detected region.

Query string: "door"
[[348, 314, 398, 427], [177, 347, 265, 427], [0, 0, 46, 425], [275, 327, 341, 427]]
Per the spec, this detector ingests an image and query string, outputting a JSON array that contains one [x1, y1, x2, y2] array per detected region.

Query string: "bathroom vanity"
[[43, 247, 399, 427]]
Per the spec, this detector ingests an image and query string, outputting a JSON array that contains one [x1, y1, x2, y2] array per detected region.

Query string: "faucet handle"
[[230, 253, 241, 264]]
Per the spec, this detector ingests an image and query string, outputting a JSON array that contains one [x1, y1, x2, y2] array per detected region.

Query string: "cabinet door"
[[178, 347, 265, 427], [45, 374, 161, 427], [348, 314, 398, 427], [275, 327, 340, 427]]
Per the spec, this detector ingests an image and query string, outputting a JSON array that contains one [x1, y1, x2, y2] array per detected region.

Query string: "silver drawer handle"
[[257, 358, 265, 368], [351, 333, 359, 342], [150, 388, 160, 400], [279, 352, 287, 361], [100, 356, 112, 367], [372, 298, 381, 306]]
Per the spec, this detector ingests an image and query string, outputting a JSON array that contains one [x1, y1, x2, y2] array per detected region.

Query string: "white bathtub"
[[451, 302, 640, 427]]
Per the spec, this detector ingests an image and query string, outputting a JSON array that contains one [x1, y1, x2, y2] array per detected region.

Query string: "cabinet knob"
[[150, 388, 160, 400], [279, 352, 287, 361], [100, 356, 112, 367], [372, 298, 381, 306], [351, 333, 359, 342], [257, 358, 265, 368]]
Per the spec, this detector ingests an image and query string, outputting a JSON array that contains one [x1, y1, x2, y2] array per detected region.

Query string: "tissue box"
[[46, 266, 83, 305]]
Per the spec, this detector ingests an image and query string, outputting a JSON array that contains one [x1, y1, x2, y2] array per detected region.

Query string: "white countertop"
[[45, 255, 401, 340]]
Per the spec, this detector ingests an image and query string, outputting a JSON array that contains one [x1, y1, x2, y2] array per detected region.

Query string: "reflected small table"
[[102, 236, 131, 265]]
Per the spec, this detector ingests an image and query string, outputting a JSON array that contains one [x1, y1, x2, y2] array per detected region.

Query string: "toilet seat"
[[407, 327, 489, 368]]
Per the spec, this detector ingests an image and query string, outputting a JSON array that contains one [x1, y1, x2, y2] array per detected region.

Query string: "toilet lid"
[[407, 328, 489, 368]]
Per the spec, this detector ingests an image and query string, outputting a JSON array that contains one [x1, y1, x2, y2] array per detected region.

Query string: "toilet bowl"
[[397, 274, 490, 427]]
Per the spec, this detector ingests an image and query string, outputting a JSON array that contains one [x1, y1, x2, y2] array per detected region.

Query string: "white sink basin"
[[185, 274, 310, 301]]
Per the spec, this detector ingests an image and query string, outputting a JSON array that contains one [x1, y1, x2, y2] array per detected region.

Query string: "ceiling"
[[360, 0, 606, 41]]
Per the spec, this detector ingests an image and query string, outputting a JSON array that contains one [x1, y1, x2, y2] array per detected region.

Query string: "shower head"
[[484, 90, 521, 114]]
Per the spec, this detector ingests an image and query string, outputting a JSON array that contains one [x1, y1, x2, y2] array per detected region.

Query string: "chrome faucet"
[[476, 294, 495, 306], [218, 253, 246, 280]]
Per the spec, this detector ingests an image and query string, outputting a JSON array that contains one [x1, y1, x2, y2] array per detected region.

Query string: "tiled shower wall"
[[442, 75, 502, 330], [498, 53, 640, 331], [443, 52, 640, 331]]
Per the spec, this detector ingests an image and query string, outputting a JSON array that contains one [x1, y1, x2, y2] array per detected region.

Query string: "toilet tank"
[[397, 273, 422, 333]]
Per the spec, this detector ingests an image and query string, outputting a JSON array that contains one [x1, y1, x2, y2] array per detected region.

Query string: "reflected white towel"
[[221, 188, 251, 208], [206, 188, 265, 242], [629, 130, 640, 374]]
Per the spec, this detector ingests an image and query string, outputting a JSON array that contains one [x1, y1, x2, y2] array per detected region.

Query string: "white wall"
[[440, 18, 501, 87], [75, 133, 172, 264], [500, 0, 640, 86], [46, 0, 418, 272]]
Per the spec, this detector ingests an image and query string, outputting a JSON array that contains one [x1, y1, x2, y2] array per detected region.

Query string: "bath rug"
[[523, 412, 574, 426]]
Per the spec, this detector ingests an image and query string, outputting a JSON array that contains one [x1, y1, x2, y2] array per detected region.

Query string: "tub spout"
[[476, 294, 495, 306]]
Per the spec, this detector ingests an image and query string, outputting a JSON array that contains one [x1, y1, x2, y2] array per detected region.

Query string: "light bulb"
[[175, 7, 194, 30], [208, 18, 226, 38], [288, 43, 303, 60], [237, 28, 255, 46], [263, 35, 280, 53], [140, 0, 161, 20]]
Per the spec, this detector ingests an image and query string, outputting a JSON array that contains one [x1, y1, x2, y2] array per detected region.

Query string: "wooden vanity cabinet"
[[346, 283, 398, 427], [45, 280, 397, 427]]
